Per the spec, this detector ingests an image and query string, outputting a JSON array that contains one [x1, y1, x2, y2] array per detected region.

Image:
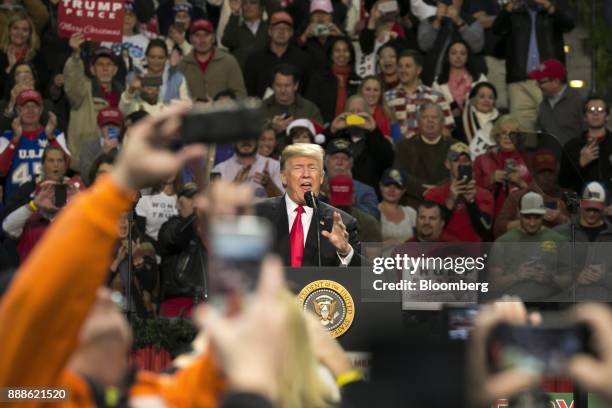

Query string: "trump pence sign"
[[58, 0, 125, 42]]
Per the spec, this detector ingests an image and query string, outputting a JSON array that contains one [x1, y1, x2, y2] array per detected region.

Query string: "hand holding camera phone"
[[209, 215, 274, 312], [457, 164, 472, 182], [488, 322, 592, 375]]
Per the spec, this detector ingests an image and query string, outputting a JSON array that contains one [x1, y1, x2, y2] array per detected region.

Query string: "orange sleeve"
[[0, 175, 135, 390], [131, 354, 226, 408]]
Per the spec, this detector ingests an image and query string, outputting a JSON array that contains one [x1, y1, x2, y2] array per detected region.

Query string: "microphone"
[[304, 191, 318, 211], [304, 191, 322, 267]]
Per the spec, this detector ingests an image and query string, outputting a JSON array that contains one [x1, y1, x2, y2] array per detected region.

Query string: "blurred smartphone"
[[181, 99, 263, 146], [54, 184, 67, 208], [488, 323, 591, 375], [378, 0, 398, 14], [544, 201, 558, 210], [141, 76, 163, 87], [107, 126, 120, 140], [346, 114, 366, 126], [209, 216, 274, 300], [443, 304, 480, 341], [457, 164, 472, 181]]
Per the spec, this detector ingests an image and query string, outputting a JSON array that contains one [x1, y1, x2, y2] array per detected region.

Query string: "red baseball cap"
[[532, 149, 557, 173], [91, 47, 116, 65], [190, 19, 214, 34], [528, 59, 565, 81], [270, 11, 293, 27], [97, 107, 124, 127], [16, 89, 42, 106], [329, 174, 353, 207]]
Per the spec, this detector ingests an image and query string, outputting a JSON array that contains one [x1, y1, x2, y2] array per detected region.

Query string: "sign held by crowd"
[[58, 0, 125, 42]]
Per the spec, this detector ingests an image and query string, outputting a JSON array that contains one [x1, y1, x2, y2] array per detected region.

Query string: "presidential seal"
[[298, 280, 355, 338]]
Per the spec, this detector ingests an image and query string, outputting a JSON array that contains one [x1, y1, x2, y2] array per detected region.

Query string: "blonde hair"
[[276, 289, 334, 408], [1, 12, 39, 60], [344, 94, 371, 115], [281, 143, 325, 171], [491, 114, 520, 143]]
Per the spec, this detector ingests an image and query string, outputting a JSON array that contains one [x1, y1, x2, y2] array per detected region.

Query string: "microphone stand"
[[533, 129, 587, 408], [519, 129, 588, 407], [305, 192, 322, 267]]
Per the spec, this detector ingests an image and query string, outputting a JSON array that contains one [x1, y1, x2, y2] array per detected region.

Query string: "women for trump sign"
[[58, 0, 125, 42]]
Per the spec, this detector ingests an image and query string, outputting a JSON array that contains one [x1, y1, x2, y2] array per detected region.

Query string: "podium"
[[285, 267, 404, 351]]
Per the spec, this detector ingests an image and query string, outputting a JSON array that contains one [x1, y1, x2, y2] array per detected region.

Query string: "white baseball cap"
[[581, 181, 606, 210]]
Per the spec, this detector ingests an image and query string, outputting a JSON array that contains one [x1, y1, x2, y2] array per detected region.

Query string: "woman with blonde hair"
[[358, 75, 395, 141], [473, 115, 532, 216], [274, 289, 338, 408], [0, 12, 41, 95]]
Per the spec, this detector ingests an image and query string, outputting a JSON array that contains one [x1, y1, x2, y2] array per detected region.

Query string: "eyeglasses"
[[586, 106, 607, 114]]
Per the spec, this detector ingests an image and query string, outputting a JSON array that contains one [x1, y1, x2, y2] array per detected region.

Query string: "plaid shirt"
[[384, 83, 455, 139]]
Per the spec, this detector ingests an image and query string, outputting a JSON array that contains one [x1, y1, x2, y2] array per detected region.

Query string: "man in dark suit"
[[255, 143, 361, 266]]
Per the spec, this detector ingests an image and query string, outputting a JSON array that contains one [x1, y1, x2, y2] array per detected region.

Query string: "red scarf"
[[448, 69, 472, 108], [332, 64, 352, 117], [196, 50, 215, 73], [372, 105, 392, 140]]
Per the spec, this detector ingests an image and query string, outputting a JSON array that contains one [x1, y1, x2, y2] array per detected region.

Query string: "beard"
[[235, 144, 257, 157]]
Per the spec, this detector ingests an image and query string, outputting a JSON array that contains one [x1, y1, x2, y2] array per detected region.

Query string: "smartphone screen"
[[54, 184, 67, 208], [488, 324, 590, 375], [457, 164, 472, 181], [209, 216, 274, 298], [444, 304, 480, 340]]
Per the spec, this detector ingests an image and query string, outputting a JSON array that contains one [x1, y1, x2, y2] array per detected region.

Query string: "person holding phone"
[[140, 39, 190, 103], [164, 3, 195, 61], [488, 191, 570, 300], [330, 95, 394, 190], [79, 107, 124, 186], [473, 114, 532, 216], [221, 0, 270, 69], [1, 146, 79, 262], [119, 74, 166, 116], [425, 141, 494, 242], [494, 148, 568, 238], [560, 96, 612, 193], [0, 89, 69, 202]]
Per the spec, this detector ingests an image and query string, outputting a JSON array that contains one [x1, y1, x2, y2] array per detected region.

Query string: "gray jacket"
[[537, 86, 585, 147], [79, 138, 102, 186]]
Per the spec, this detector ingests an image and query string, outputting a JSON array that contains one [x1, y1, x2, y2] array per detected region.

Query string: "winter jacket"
[[157, 214, 208, 301], [63, 55, 124, 171], [221, 15, 270, 69], [305, 67, 362, 125], [491, 3, 575, 83], [560, 129, 612, 193], [179, 48, 246, 101]]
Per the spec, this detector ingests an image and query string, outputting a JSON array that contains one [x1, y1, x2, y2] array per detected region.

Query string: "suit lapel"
[[274, 196, 291, 266]]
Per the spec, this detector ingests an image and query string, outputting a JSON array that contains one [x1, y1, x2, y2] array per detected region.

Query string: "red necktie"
[[290, 205, 305, 267]]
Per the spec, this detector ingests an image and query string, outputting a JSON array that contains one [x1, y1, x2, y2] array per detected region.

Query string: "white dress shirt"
[[284, 195, 354, 265], [213, 154, 284, 200]]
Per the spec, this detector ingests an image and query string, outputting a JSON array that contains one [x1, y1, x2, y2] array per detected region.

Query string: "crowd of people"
[[1, 0, 612, 405]]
